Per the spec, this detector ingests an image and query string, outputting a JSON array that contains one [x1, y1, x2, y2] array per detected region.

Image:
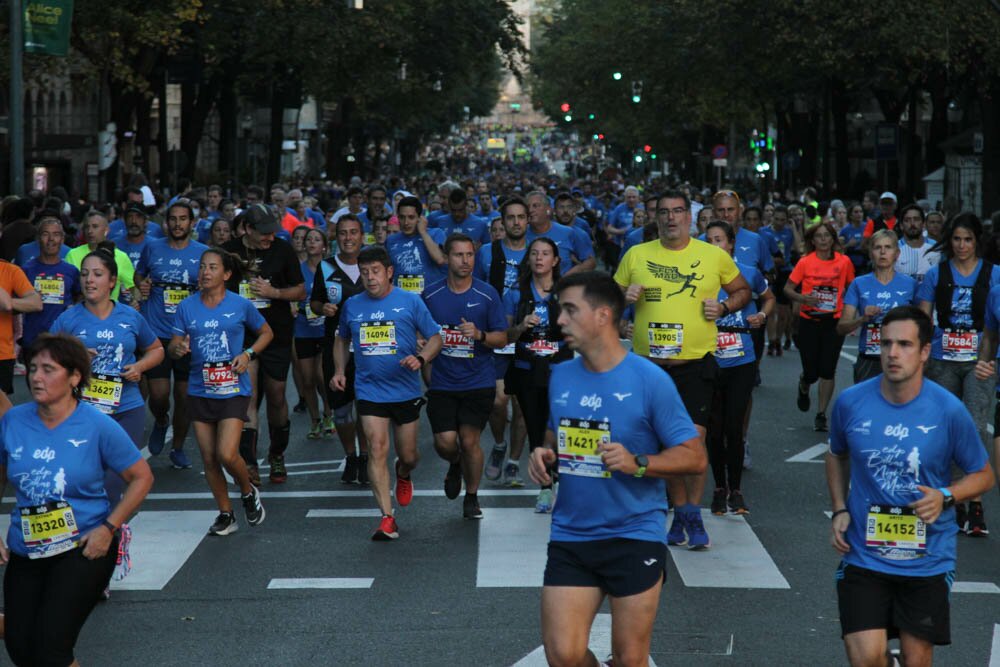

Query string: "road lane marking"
[[786, 443, 828, 463], [307, 509, 382, 518], [58, 488, 542, 502], [113, 510, 217, 591], [268, 578, 373, 589], [477, 508, 550, 587], [513, 613, 660, 666], [952, 581, 1000, 594], [669, 511, 790, 589]]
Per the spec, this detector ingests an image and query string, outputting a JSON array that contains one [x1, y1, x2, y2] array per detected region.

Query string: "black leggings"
[[707, 362, 755, 491], [4, 538, 118, 666], [797, 316, 845, 383]]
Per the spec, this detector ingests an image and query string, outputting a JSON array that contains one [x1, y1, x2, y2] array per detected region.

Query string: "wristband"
[[415, 354, 426, 368], [721, 302, 730, 317], [831, 509, 849, 520], [102, 519, 118, 533], [478, 330, 486, 343], [244, 348, 256, 360]]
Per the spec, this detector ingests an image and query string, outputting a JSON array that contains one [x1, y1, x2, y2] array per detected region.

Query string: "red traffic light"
[[643, 144, 652, 153], [598, 133, 605, 140], [560, 102, 571, 113]]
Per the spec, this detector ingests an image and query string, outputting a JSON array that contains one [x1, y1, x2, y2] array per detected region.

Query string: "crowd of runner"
[[0, 171, 996, 665]]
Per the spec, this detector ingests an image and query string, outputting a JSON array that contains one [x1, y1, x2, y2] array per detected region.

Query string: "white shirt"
[[896, 239, 940, 283]]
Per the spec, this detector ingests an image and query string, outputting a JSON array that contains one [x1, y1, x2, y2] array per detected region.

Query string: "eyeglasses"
[[658, 207, 688, 217], [713, 190, 741, 204]]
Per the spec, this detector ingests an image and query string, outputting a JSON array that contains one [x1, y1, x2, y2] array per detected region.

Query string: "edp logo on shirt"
[[580, 394, 602, 410], [884, 423, 909, 440]]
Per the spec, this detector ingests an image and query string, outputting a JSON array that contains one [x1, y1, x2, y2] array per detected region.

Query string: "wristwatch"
[[938, 487, 955, 509], [244, 348, 256, 361], [633, 454, 648, 478]]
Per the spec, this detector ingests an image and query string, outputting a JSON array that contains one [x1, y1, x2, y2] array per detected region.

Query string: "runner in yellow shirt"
[[614, 189, 750, 550]]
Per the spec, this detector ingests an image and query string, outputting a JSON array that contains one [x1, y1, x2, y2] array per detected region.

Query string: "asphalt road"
[[2, 338, 998, 666]]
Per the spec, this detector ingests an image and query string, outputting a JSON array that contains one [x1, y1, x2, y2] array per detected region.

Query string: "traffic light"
[[598, 133, 605, 140], [631, 80, 642, 103], [634, 155, 644, 163], [643, 145, 652, 153], [755, 160, 771, 174], [564, 114, 573, 122], [588, 113, 595, 120], [560, 102, 571, 113], [650, 153, 657, 160], [612, 71, 622, 81], [592, 133, 600, 141]]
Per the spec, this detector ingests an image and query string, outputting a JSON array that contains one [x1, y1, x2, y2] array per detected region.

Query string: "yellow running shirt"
[[614, 238, 740, 360]]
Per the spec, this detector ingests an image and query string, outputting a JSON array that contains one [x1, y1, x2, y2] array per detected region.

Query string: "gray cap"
[[245, 204, 279, 234]]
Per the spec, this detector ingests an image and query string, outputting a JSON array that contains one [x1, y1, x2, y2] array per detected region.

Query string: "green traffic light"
[[650, 154, 657, 160], [564, 114, 573, 122], [588, 113, 595, 120], [631, 95, 641, 103], [613, 72, 622, 80]]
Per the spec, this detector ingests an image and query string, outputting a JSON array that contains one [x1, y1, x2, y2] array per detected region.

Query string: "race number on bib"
[[202, 362, 239, 395], [21, 501, 79, 559], [397, 275, 424, 294], [359, 321, 397, 355], [941, 328, 978, 362], [648, 322, 683, 359], [865, 504, 926, 560], [557, 417, 612, 478], [80, 374, 123, 414], [163, 285, 191, 314], [715, 331, 745, 359], [864, 323, 881, 356], [441, 326, 474, 358], [239, 281, 271, 310], [34, 277, 65, 305], [812, 285, 838, 312]]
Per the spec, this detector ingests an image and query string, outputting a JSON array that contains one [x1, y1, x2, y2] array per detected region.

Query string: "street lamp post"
[[9, 0, 24, 193]]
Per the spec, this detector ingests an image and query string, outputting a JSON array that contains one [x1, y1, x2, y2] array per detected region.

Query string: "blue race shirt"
[[422, 278, 506, 391], [338, 287, 441, 402], [547, 353, 699, 543], [829, 377, 988, 575], [761, 225, 795, 269], [714, 263, 767, 368], [839, 222, 867, 271], [108, 219, 165, 242], [295, 261, 325, 339], [115, 236, 150, 268], [474, 241, 526, 296], [52, 302, 157, 414], [607, 203, 635, 246], [698, 228, 774, 273], [843, 273, 918, 357], [21, 259, 80, 348], [526, 222, 594, 270], [434, 214, 491, 245], [137, 239, 209, 339], [386, 230, 447, 292], [619, 226, 646, 261], [915, 260, 1000, 360], [15, 242, 71, 267], [171, 291, 266, 399], [504, 283, 564, 369], [0, 402, 142, 558]]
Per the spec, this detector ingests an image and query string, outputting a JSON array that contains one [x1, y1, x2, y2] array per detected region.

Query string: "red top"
[[789, 252, 856, 319], [862, 215, 897, 238]]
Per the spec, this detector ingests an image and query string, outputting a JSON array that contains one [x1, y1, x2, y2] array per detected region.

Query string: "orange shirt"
[[788, 252, 855, 319], [0, 262, 36, 359], [862, 216, 897, 238], [282, 212, 314, 235]]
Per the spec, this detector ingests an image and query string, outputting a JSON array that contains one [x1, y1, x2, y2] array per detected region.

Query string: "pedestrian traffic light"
[[612, 71, 622, 81], [631, 80, 642, 104], [560, 102, 571, 113]]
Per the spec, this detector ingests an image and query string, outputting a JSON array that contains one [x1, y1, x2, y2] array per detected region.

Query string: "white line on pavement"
[[786, 442, 829, 463], [840, 350, 857, 363], [991, 624, 1000, 667], [669, 511, 790, 589], [113, 510, 217, 590], [306, 509, 382, 518], [267, 578, 374, 589], [952, 582, 1000, 594], [478, 508, 551, 587], [512, 613, 659, 666], [16, 488, 542, 503]]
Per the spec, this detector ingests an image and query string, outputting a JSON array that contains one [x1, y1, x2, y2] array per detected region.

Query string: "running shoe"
[[783, 338, 792, 350], [341, 455, 359, 485], [503, 461, 523, 487], [371, 515, 399, 541], [147, 421, 169, 456], [248, 464, 261, 487], [743, 441, 752, 470], [686, 510, 711, 550], [535, 488, 555, 513], [667, 512, 688, 546], [797, 377, 810, 412], [463, 495, 483, 520], [484, 443, 506, 481], [728, 490, 749, 514], [394, 459, 413, 506], [956, 502, 968, 533], [966, 501, 988, 537], [293, 399, 307, 413], [711, 488, 728, 516], [322, 415, 336, 437], [208, 511, 238, 536], [169, 449, 192, 469], [814, 412, 828, 432], [357, 455, 370, 486], [241, 486, 265, 527], [444, 460, 463, 500], [767, 342, 775, 357], [307, 421, 322, 440], [269, 455, 287, 484]]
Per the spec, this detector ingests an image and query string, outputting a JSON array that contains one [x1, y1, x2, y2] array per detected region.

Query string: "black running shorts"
[[836, 562, 952, 645], [146, 337, 191, 381], [357, 397, 425, 425], [544, 538, 667, 598], [658, 353, 718, 427], [426, 387, 495, 434]]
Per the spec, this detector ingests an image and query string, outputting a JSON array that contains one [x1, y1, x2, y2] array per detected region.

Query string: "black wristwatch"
[[415, 354, 426, 368], [939, 487, 955, 509], [633, 454, 648, 478], [721, 302, 730, 317], [244, 348, 256, 361]]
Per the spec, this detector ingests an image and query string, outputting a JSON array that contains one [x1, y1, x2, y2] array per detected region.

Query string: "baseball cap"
[[879, 191, 897, 203], [124, 203, 148, 218], [244, 204, 279, 234]]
